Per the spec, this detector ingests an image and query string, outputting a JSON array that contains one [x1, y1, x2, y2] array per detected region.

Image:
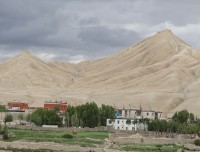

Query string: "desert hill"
[[0, 51, 76, 88], [1, 29, 200, 116]]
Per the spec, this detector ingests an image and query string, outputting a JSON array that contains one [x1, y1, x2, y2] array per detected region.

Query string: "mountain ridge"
[[1, 29, 200, 116]]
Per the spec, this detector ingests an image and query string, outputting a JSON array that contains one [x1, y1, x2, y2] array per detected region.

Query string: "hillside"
[[0, 51, 76, 88], [1, 29, 200, 116]]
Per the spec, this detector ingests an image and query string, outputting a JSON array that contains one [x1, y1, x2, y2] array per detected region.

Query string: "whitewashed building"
[[106, 118, 147, 131], [107, 106, 163, 131]]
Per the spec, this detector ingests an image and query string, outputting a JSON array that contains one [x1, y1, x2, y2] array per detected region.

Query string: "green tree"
[[99, 104, 115, 126], [189, 113, 195, 123], [0, 105, 6, 112], [81, 102, 99, 128], [3, 126, 8, 140], [65, 105, 76, 127], [31, 109, 62, 126], [4, 114, 13, 125], [26, 113, 31, 122], [71, 112, 79, 127], [126, 119, 131, 124], [18, 113, 24, 122], [172, 110, 189, 124], [53, 105, 60, 113]]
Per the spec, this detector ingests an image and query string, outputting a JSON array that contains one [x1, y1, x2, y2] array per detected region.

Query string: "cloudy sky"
[[0, 0, 200, 63]]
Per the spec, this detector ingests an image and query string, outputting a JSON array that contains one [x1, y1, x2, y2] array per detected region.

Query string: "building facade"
[[8, 102, 28, 111], [107, 106, 163, 131], [44, 101, 67, 112], [106, 118, 147, 131]]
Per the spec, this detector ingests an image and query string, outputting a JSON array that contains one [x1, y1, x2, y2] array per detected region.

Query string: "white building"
[[106, 118, 147, 131], [107, 106, 163, 131], [116, 108, 163, 120]]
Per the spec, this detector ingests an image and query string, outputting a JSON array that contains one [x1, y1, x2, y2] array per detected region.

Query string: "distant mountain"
[[1, 29, 200, 116], [0, 51, 75, 88]]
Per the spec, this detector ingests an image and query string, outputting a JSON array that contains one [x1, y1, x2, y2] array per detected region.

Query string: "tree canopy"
[[31, 109, 62, 126]]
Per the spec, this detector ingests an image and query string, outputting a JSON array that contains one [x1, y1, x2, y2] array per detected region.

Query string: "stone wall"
[[7, 125, 108, 132], [112, 136, 195, 145]]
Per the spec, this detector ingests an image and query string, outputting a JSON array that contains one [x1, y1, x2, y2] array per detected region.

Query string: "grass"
[[4, 128, 109, 147], [121, 143, 183, 152]]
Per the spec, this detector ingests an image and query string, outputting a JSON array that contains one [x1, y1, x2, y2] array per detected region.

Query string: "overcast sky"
[[0, 0, 200, 63]]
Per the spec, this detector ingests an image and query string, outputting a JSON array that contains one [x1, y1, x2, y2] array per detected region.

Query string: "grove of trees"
[[148, 110, 200, 135], [27, 102, 115, 127], [30, 108, 62, 126], [65, 102, 115, 128]]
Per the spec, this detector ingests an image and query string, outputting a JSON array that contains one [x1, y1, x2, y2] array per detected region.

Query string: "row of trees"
[[148, 110, 200, 135], [65, 102, 115, 128], [22, 102, 114, 127]]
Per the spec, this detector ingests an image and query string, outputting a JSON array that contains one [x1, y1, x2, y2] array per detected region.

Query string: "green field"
[[5, 128, 109, 147]]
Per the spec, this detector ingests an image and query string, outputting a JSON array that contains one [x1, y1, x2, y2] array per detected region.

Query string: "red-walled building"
[[8, 102, 29, 111], [44, 101, 67, 112]]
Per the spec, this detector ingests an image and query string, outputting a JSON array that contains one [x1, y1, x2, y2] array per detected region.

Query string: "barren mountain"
[[0, 51, 75, 88], [1, 29, 200, 116]]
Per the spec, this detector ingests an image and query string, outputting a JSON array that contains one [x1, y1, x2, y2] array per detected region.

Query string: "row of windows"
[[117, 126, 135, 130]]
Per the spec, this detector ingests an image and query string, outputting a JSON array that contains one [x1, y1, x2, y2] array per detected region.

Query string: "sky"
[[0, 0, 200, 63]]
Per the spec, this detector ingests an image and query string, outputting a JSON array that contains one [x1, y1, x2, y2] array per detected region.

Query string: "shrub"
[[126, 119, 131, 124], [3, 126, 8, 140], [194, 139, 200, 146], [62, 134, 73, 139]]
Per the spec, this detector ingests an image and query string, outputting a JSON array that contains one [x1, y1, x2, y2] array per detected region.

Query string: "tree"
[[0, 105, 6, 112], [3, 126, 8, 140], [31, 109, 62, 126], [189, 113, 195, 123], [65, 105, 76, 127], [126, 119, 131, 124], [172, 110, 189, 124], [53, 105, 60, 113], [18, 113, 24, 122], [26, 113, 31, 122], [4, 114, 13, 125], [81, 102, 99, 128], [71, 112, 79, 127], [99, 104, 115, 126]]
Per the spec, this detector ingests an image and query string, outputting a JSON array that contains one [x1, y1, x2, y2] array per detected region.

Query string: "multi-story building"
[[115, 108, 163, 120], [107, 106, 163, 131], [8, 102, 29, 112], [44, 101, 67, 112], [106, 118, 147, 131]]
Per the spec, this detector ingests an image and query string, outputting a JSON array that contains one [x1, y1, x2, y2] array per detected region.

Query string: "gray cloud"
[[0, 0, 200, 62]]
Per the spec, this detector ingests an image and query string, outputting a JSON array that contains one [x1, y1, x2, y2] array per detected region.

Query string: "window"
[[109, 120, 112, 124], [147, 113, 149, 116], [118, 127, 120, 130], [117, 120, 120, 124], [126, 127, 128, 130]]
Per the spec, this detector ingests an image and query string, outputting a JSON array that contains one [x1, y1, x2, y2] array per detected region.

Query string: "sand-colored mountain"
[[1, 29, 200, 116]]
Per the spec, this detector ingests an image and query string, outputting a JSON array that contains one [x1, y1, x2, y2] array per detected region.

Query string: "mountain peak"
[[20, 51, 32, 56], [157, 29, 173, 34]]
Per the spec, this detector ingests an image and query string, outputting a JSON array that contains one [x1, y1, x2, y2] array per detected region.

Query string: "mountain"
[[1, 29, 200, 116], [0, 51, 76, 88]]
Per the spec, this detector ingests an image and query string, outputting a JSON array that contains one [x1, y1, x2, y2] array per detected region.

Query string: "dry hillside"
[[1, 29, 200, 116]]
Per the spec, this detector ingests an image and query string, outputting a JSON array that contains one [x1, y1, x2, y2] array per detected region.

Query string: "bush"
[[3, 127, 8, 140], [62, 134, 73, 139], [194, 139, 200, 146]]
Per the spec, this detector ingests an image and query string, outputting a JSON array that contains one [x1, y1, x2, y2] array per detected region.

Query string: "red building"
[[44, 101, 67, 112], [8, 102, 29, 111]]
